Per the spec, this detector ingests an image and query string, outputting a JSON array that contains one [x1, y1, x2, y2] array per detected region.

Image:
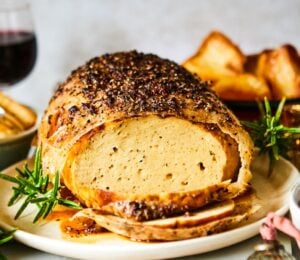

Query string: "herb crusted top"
[[43, 50, 239, 146], [53, 50, 231, 117]]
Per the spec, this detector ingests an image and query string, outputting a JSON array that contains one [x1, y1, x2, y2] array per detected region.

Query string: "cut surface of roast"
[[39, 51, 253, 221], [69, 115, 240, 196]]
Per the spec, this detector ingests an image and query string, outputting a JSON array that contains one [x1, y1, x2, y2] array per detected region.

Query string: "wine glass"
[[0, 0, 37, 88]]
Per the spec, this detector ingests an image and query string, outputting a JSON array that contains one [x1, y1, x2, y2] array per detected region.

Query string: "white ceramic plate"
[[0, 155, 299, 260]]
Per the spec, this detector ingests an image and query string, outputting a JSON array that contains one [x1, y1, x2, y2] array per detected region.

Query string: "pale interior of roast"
[[72, 116, 239, 195]]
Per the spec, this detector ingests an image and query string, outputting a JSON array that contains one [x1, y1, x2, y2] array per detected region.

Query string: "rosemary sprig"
[[243, 97, 300, 177], [0, 228, 15, 260], [0, 228, 14, 246], [0, 148, 82, 223]]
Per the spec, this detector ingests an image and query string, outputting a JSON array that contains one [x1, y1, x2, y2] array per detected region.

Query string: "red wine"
[[0, 31, 37, 86]]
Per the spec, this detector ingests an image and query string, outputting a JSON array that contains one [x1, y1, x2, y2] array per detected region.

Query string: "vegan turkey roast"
[[38, 51, 253, 235]]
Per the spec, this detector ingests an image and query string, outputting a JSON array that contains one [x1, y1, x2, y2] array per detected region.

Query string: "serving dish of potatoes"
[[183, 31, 300, 101]]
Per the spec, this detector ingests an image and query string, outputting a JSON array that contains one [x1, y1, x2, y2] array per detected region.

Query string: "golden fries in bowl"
[[0, 91, 37, 169]]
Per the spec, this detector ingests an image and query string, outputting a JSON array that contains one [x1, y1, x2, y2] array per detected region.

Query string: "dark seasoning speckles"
[[51, 50, 233, 128]]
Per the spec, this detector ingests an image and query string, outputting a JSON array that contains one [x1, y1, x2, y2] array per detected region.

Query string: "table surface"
[[0, 233, 292, 260]]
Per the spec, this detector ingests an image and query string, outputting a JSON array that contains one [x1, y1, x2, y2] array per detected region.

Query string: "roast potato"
[[183, 31, 245, 81], [212, 74, 271, 101]]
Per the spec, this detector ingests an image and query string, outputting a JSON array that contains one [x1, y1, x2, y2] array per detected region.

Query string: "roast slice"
[[77, 211, 246, 241], [142, 200, 235, 228], [75, 194, 257, 241]]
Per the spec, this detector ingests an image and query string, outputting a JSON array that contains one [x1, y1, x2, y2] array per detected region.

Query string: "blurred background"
[[5, 0, 300, 112]]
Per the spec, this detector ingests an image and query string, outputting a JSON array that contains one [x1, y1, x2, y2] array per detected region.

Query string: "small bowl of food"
[[0, 92, 37, 170]]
